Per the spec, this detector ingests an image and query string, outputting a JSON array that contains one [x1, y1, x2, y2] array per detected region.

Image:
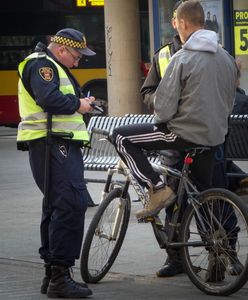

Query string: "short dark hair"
[[172, 0, 188, 17], [176, 0, 205, 27]]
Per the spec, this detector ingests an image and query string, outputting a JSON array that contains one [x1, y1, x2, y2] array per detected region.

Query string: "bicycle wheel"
[[180, 188, 248, 296], [80, 187, 131, 283]]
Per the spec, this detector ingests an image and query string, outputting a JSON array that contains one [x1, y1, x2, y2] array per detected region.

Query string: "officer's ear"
[[171, 17, 177, 29], [59, 45, 66, 54]]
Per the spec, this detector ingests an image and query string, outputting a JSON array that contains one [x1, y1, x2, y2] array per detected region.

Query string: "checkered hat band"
[[51, 35, 86, 49]]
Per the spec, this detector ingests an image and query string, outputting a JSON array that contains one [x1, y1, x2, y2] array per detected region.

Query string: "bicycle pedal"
[[132, 199, 141, 202], [137, 216, 155, 223]]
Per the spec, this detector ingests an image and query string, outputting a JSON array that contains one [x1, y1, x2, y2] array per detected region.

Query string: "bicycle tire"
[[80, 187, 131, 283], [180, 188, 248, 296]]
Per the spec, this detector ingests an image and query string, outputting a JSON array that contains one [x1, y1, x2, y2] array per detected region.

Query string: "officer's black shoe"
[[156, 259, 184, 277], [88, 199, 98, 207], [47, 265, 92, 298], [41, 263, 52, 294], [41, 264, 88, 294]]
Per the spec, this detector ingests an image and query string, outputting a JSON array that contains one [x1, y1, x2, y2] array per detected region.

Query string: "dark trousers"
[[211, 144, 238, 247], [29, 138, 89, 267]]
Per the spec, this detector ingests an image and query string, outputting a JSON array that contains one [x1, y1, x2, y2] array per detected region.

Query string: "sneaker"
[[235, 177, 248, 195], [235, 187, 248, 196], [136, 185, 176, 218], [239, 177, 248, 188], [205, 252, 226, 282]]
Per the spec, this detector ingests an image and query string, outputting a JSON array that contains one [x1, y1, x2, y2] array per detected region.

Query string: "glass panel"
[[139, 0, 150, 62], [158, 0, 176, 46], [233, 0, 248, 93], [0, 3, 105, 70], [199, 0, 224, 44], [157, 0, 224, 47], [0, 36, 37, 70]]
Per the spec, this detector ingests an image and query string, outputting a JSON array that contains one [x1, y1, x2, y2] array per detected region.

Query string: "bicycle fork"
[[111, 179, 130, 240], [100, 166, 130, 241]]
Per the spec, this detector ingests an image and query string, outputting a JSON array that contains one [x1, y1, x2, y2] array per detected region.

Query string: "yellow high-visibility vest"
[[17, 52, 89, 144], [158, 45, 171, 78]]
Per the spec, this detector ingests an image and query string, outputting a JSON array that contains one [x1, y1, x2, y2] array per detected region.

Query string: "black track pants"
[[112, 122, 217, 191]]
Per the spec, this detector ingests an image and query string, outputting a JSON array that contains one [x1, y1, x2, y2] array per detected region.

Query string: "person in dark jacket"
[[233, 87, 248, 114], [17, 28, 96, 298], [226, 59, 248, 195], [232, 60, 248, 115]]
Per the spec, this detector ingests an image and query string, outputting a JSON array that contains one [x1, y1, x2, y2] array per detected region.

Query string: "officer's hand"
[[77, 96, 95, 114]]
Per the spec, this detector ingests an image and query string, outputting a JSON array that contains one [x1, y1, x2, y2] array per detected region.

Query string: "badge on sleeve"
[[39, 67, 53, 81]]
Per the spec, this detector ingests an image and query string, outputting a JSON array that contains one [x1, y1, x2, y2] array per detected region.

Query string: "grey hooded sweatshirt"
[[154, 29, 237, 146]]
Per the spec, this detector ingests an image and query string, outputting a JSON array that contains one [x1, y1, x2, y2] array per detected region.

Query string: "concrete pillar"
[[104, 0, 142, 116]]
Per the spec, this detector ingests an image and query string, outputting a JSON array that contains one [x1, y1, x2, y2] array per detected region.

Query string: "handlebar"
[[92, 127, 110, 137]]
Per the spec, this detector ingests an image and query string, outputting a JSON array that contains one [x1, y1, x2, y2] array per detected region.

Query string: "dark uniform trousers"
[[28, 138, 89, 267]]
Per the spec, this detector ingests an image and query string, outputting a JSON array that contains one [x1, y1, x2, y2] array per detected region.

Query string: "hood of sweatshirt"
[[182, 29, 218, 53]]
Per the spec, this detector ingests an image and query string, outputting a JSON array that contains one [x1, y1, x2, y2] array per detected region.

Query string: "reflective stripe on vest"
[[17, 52, 89, 144], [158, 45, 171, 78]]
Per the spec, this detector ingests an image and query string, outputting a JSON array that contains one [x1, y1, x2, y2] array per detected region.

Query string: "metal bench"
[[226, 114, 248, 177], [83, 114, 248, 182]]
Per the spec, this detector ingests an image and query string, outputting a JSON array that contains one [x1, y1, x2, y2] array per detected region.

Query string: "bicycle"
[[80, 128, 248, 296]]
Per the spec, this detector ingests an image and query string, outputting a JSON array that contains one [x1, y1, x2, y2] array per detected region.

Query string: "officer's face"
[[60, 46, 82, 68]]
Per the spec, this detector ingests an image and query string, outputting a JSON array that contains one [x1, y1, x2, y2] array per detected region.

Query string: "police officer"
[[140, 0, 184, 278], [17, 28, 95, 298]]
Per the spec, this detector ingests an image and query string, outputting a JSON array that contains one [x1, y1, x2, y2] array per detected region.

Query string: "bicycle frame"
[[98, 150, 219, 250]]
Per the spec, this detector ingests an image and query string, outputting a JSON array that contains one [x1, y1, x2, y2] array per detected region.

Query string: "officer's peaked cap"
[[51, 28, 96, 56], [173, 0, 187, 17], [173, 1, 183, 12]]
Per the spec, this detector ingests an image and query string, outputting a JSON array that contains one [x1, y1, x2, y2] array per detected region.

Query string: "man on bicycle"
[[140, 0, 184, 278], [112, 1, 237, 221]]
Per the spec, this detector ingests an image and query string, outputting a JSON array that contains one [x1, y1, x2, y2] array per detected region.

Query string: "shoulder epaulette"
[[37, 52, 47, 59], [154, 42, 172, 55]]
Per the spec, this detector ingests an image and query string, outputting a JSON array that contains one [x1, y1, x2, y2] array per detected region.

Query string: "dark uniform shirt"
[[21, 42, 82, 115]]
